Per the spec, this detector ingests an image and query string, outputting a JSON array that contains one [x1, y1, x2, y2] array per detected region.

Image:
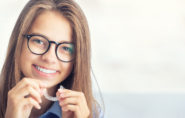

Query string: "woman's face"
[[20, 10, 74, 88]]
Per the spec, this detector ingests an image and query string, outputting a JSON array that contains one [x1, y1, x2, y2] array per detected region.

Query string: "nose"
[[41, 43, 57, 63]]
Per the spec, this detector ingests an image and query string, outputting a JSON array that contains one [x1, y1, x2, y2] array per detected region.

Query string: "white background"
[[1, 0, 185, 118]]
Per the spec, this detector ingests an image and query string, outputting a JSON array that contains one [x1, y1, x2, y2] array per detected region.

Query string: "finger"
[[58, 90, 87, 108], [19, 85, 42, 103], [24, 97, 41, 110], [62, 105, 81, 117], [13, 78, 41, 93], [24, 78, 47, 90], [58, 89, 85, 98], [56, 90, 60, 98], [59, 97, 78, 106]]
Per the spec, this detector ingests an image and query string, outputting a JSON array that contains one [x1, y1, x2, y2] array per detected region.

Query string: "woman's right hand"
[[5, 78, 46, 118]]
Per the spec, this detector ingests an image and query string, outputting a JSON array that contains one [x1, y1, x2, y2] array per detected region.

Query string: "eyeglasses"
[[24, 34, 75, 62]]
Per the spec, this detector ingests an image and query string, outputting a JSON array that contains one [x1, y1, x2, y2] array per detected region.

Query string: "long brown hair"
[[0, 0, 102, 117]]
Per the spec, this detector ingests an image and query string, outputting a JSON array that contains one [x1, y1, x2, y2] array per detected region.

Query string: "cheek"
[[60, 63, 74, 77], [20, 42, 35, 74]]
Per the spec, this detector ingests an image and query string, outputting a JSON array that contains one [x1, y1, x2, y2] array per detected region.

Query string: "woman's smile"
[[32, 64, 59, 78]]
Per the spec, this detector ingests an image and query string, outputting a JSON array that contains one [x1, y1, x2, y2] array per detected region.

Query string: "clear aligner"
[[43, 85, 64, 101]]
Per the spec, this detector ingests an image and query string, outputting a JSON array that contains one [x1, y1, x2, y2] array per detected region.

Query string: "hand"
[[5, 78, 46, 118], [57, 89, 90, 118]]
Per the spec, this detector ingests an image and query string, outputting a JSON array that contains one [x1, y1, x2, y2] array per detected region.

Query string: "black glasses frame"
[[23, 34, 75, 62]]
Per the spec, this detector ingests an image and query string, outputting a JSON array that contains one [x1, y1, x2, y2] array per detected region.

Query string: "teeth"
[[35, 65, 57, 74]]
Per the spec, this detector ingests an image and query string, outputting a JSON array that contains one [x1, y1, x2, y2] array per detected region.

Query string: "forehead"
[[29, 10, 72, 43]]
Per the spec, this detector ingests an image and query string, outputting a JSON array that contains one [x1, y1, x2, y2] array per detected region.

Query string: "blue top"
[[39, 101, 61, 118], [39, 101, 104, 118]]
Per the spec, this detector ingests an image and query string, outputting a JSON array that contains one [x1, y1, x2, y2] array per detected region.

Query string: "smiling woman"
[[20, 11, 74, 86], [0, 0, 103, 118]]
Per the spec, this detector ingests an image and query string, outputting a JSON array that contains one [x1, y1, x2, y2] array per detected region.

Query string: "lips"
[[33, 64, 58, 75]]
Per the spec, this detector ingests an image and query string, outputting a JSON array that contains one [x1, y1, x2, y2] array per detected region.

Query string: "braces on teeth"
[[43, 85, 64, 101]]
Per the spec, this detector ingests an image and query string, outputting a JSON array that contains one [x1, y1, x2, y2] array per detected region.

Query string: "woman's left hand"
[[56, 89, 90, 118]]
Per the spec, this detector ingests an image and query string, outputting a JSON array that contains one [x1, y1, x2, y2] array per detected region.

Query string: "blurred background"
[[1, 0, 185, 118]]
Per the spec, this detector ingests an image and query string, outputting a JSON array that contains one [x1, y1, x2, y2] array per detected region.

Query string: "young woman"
[[0, 0, 103, 118]]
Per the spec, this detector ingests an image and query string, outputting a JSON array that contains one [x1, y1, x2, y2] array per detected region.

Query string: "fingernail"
[[60, 93, 65, 98], [58, 89, 63, 92], [59, 102, 63, 106], [38, 105, 41, 109], [39, 99, 42, 103]]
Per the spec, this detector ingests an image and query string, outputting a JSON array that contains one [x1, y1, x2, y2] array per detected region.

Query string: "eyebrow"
[[28, 32, 73, 44]]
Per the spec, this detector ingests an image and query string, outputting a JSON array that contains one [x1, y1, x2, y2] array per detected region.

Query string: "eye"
[[32, 39, 44, 45], [63, 47, 69, 51], [59, 44, 74, 54], [62, 47, 72, 53]]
